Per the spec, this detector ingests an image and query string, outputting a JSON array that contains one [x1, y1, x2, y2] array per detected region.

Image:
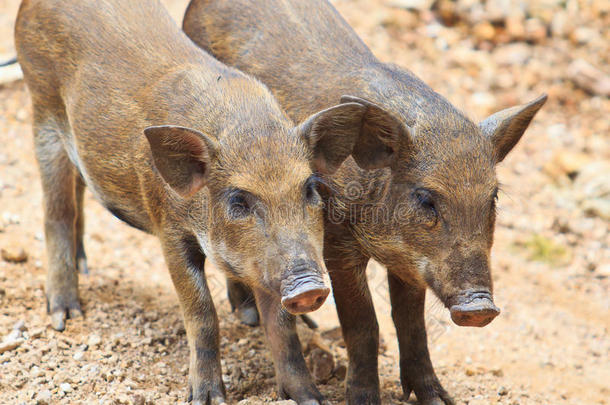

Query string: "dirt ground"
[[0, 0, 608, 404]]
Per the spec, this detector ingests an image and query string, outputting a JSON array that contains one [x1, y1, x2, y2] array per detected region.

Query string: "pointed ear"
[[479, 94, 547, 163], [340, 95, 410, 170], [144, 125, 218, 197], [296, 102, 366, 174]]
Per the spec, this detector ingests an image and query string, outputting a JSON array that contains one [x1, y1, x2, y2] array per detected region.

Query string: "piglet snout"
[[281, 284, 330, 314], [449, 291, 500, 327], [280, 263, 329, 314]]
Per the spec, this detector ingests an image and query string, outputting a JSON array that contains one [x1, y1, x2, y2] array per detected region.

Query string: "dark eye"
[[414, 188, 436, 214], [304, 176, 321, 204], [228, 193, 250, 218]]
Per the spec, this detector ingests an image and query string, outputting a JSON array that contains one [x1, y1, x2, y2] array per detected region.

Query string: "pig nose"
[[449, 291, 500, 327], [281, 285, 330, 315], [280, 260, 330, 315]]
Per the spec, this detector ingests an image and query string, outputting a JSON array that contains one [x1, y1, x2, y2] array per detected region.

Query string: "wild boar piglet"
[[184, 0, 547, 403]]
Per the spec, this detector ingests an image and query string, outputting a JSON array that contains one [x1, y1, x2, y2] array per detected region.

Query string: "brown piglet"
[[15, 0, 390, 403], [183, 1, 547, 404]]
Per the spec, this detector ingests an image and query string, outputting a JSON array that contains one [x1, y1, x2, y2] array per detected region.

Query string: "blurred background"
[[0, 0, 608, 404]]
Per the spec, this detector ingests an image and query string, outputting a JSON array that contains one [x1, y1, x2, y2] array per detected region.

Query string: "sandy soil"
[[0, 0, 608, 404]]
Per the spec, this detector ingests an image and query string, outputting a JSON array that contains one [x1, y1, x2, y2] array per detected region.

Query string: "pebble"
[[87, 334, 102, 348], [59, 382, 72, 393], [36, 389, 52, 405], [73, 351, 85, 361], [1, 245, 28, 263], [473, 21, 495, 42], [0, 338, 24, 354], [498, 386, 509, 396], [570, 27, 599, 44], [524, 18, 547, 42]]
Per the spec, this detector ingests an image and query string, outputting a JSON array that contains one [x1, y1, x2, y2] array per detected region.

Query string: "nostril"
[[281, 286, 330, 315]]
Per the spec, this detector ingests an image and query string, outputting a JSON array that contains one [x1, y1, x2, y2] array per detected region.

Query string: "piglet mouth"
[[449, 290, 500, 327], [280, 273, 329, 315]]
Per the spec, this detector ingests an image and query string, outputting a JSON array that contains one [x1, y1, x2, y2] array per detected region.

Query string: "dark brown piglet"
[[15, 0, 390, 403], [183, 1, 546, 403]]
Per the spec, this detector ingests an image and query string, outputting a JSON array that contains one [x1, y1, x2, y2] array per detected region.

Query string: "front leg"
[[325, 233, 380, 405], [161, 235, 225, 405], [387, 271, 454, 405], [252, 287, 326, 405]]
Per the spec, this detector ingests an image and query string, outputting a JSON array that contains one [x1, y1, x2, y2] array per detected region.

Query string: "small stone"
[[1, 245, 28, 263], [0, 338, 24, 354], [524, 18, 547, 42], [29, 328, 44, 339], [59, 382, 72, 393], [73, 351, 85, 361], [570, 27, 598, 44], [473, 22, 495, 42], [30, 366, 45, 378], [36, 389, 52, 405], [498, 386, 509, 396], [465, 367, 476, 376], [87, 334, 102, 347], [491, 368, 504, 377], [505, 14, 525, 40]]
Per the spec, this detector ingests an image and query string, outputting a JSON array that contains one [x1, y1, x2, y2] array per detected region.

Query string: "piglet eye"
[[228, 194, 250, 218], [306, 182, 316, 200], [414, 188, 436, 213], [304, 175, 322, 204]]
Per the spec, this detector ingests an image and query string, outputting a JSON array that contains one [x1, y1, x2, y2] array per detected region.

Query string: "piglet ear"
[[144, 125, 218, 197], [479, 94, 547, 163], [340, 95, 410, 170], [296, 102, 366, 174]]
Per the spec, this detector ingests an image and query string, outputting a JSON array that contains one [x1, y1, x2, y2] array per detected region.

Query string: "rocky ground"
[[0, 0, 608, 404]]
